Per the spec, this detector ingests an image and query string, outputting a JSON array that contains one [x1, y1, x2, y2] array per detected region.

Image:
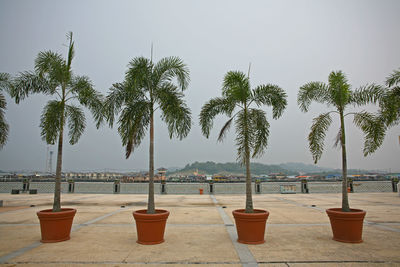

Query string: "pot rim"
[[37, 208, 77, 219], [326, 208, 366, 214], [232, 209, 269, 219], [326, 208, 366, 219], [133, 209, 170, 220]]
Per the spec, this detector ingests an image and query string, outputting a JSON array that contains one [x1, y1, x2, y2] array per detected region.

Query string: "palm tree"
[[200, 70, 287, 213], [298, 71, 383, 212], [0, 73, 11, 149], [104, 56, 191, 214], [10, 32, 103, 212]]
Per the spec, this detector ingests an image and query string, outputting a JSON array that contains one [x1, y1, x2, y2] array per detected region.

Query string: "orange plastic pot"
[[199, 188, 204, 195], [326, 208, 366, 243], [232, 209, 269, 244], [133, 209, 169, 245], [37, 208, 76, 243]]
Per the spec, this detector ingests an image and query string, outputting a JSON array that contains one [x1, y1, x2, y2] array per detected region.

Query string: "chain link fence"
[[0, 180, 395, 194]]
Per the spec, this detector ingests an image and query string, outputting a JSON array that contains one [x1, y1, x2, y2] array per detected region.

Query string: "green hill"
[[169, 161, 297, 176]]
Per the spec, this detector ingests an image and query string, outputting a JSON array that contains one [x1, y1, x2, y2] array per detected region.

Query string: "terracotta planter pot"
[[37, 208, 76, 243], [133, 209, 169, 245], [232, 209, 269, 244], [326, 208, 366, 243]]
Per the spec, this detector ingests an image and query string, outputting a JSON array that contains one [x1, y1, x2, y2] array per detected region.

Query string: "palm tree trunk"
[[53, 110, 64, 212], [339, 111, 350, 212], [147, 109, 155, 214], [245, 146, 253, 213], [244, 105, 253, 213]]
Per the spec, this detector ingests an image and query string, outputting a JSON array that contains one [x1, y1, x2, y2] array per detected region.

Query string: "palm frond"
[[386, 68, 400, 87], [126, 57, 152, 90], [218, 117, 234, 142], [248, 109, 270, 158], [0, 92, 9, 149], [0, 73, 12, 93], [65, 104, 86, 145], [66, 31, 75, 71], [252, 84, 287, 119], [235, 110, 247, 165], [222, 71, 251, 103], [328, 71, 351, 109], [333, 128, 341, 148], [297, 82, 329, 112], [155, 82, 191, 139], [11, 72, 55, 103], [117, 101, 150, 158], [354, 111, 386, 156], [40, 100, 64, 145], [104, 83, 128, 127], [35, 51, 66, 84], [351, 84, 385, 106], [152, 57, 190, 91], [70, 75, 104, 128], [308, 112, 333, 163], [199, 97, 236, 138], [378, 86, 400, 127], [0, 92, 6, 110]]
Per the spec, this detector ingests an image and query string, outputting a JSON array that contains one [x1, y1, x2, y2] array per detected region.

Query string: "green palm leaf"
[[35, 51, 66, 83], [386, 68, 400, 87], [351, 84, 385, 105], [40, 100, 63, 145], [66, 104, 86, 145], [153, 57, 190, 91], [297, 82, 329, 112], [0, 73, 10, 148], [253, 84, 287, 119], [222, 71, 251, 103], [353, 111, 385, 156], [308, 112, 332, 164], [118, 101, 150, 159], [248, 109, 270, 158], [199, 97, 236, 138], [155, 83, 191, 139], [70, 75, 103, 128], [12, 72, 56, 103], [217, 117, 234, 142]]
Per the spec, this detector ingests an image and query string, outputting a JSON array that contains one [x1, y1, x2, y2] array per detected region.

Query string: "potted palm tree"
[[10, 32, 103, 243], [104, 55, 191, 245], [200, 69, 287, 244], [0, 73, 11, 149], [297, 70, 383, 243]]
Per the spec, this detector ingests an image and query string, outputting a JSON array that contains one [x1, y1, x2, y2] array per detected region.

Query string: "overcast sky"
[[0, 0, 399, 172]]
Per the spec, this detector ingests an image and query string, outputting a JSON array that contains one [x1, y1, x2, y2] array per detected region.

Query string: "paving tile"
[[12, 225, 133, 263], [249, 225, 400, 262], [0, 226, 40, 257], [124, 225, 240, 263]]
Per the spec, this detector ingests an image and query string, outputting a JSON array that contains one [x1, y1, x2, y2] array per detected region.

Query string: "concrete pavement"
[[0, 192, 399, 266]]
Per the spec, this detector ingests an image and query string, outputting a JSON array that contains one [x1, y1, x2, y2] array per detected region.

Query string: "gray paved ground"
[[0, 192, 399, 267]]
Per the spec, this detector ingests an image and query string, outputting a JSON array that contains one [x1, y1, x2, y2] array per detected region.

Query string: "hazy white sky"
[[0, 0, 399, 172]]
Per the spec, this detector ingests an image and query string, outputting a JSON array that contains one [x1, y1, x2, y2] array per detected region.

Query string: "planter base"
[[37, 208, 76, 243], [232, 209, 269, 244], [133, 209, 169, 245], [326, 208, 366, 243]]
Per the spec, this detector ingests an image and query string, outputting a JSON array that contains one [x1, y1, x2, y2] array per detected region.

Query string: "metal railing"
[[0, 180, 395, 194]]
